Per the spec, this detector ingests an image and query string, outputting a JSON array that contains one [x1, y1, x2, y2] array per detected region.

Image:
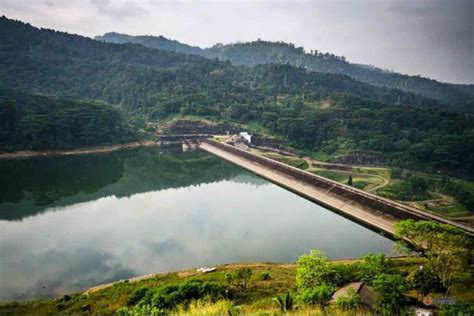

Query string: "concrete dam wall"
[[201, 139, 473, 237]]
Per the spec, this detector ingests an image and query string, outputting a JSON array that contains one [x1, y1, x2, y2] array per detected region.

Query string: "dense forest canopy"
[[1, 16, 473, 179], [0, 89, 134, 150], [96, 33, 474, 112]]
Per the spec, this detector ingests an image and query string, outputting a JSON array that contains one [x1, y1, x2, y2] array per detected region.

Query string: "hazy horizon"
[[1, 0, 472, 84]]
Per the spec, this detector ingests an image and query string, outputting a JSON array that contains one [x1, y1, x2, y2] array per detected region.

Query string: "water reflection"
[[0, 146, 257, 220], [0, 146, 393, 301]]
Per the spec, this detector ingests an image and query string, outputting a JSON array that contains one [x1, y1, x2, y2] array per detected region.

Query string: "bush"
[[234, 268, 253, 288], [356, 253, 394, 285], [439, 302, 474, 316], [298, 283, 334, 307], [296, 250, 332, 289], [127, 287, 149, 306], [406, 266, 443, 300], [273, 292, 294, 312], [258, 271, 271, 281], [117, 304, 162, 316], [150, 280, 225, 311], [372, 273, 407, 314]]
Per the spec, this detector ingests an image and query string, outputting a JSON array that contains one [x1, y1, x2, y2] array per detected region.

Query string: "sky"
[[1, 0, 473, 84]]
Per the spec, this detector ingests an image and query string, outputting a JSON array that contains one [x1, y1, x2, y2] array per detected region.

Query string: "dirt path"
[[367, 176, 390, 192], [0, 141, 157, 160]]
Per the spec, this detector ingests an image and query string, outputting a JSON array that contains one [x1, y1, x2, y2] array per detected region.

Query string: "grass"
[[278, 157, 309, 170], [310, 169, 347, 182], [427, 203, 471, 218], [376, 180, 435, 201]]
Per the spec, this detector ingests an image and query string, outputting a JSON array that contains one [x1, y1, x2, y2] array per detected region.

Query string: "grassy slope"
[[0, 258, 445, 316]]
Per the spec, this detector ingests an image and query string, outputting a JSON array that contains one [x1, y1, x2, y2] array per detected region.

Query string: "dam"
[[200, 139, 474, 237]]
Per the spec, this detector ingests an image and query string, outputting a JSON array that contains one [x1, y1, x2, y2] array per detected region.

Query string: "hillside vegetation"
[[2, 17, 473, 180], [96, 33, 474, 112], [0, 89, 135, 151]]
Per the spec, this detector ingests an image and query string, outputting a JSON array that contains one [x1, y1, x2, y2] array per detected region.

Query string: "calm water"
[[0, 146, 394, 301]]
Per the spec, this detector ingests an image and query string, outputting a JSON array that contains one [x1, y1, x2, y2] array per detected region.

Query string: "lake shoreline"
[[0, 141, 157, 160]]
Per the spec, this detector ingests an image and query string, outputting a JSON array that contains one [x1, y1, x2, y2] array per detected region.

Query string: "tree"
[[406, 176, 428, 196], [296, 250, 331, 289], [234, 268, 253, 289], [394, 220, 470, 295], [299, 283, 334, 309], [372, 273, 407, 315], [406, 265, 443, 301], [356, 253, 393, 284]]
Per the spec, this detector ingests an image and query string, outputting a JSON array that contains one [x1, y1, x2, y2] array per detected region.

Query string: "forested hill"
[[95, 32, 202, 55], [0, 16, 438, 112], [1, 16, 474, 179], [0, 89, 135, 151], [96, 33, 474, 113]]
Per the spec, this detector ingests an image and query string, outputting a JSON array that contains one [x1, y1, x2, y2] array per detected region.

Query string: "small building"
[[239, 132, 252, 144], [331, 282, 377, 310]]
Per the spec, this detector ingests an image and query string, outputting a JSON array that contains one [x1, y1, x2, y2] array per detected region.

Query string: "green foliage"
[[296, 250, 332, 290], [390, 168, 402, 179], [100, 33, 474, 110], [149, 280, 225, 311], [394, 220, 471, 295], [439, 302, 474, 316], [117, 304, 163, 316], [334, 288, 361, 311], [235, 268, 253, 289], [0, 89, 135, 151], [439, 176, 474, 211], [372, 274, 407, 315], [273, 292, 294, 312], [257, 271, 271, 281], [356, 253, 394, 285], [378, 177, 433, 201], [406, 266, 443, 299], [298, 283, 334, 308], [225, 268, 253, 289], [127, 287, 150, 306], [2, 17, 474, 180]]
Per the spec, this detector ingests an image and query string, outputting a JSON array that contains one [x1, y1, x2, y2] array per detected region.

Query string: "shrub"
[[372, 273, 407, 315], [127, 287, 149, 306], [296, 250, 332, 289], [234, 268, 253, 288], [439, 302, 474, 316], [150, 280, 225, 311], [299, 283, 334, 308], [273, 292, 294, 312], [356, 253, 393, 285], [328, 263, 359, 287], [406, 265, 443, 300], [258, 271, 271, 281], [117, 304, 162, 316]]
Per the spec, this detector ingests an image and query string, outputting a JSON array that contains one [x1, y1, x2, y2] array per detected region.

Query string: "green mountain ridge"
[[1, 16, 474, 180], [95, 32, 474, 112]]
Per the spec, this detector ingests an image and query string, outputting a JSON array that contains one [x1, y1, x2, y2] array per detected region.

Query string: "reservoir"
[[0, 145, 394, 301]]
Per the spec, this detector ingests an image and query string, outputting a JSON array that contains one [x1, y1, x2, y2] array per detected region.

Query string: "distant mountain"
[[96, 33, 474, 112], [95, 32, 202, 55], [2, 16, 435, 112]]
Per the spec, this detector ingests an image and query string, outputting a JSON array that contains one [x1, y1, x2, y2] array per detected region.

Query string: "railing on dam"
[[204, 139, 474, 236]]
